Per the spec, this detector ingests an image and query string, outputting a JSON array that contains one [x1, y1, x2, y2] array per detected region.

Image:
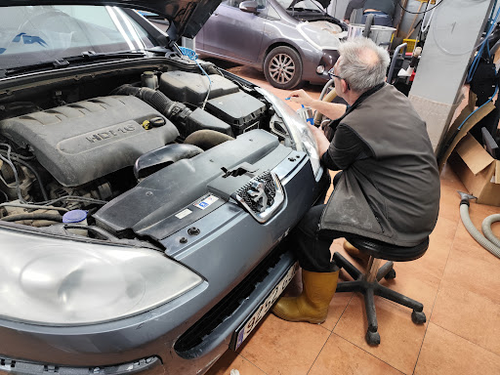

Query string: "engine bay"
[[0, 59, 290, 246]]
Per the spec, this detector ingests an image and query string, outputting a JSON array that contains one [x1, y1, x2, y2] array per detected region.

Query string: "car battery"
[[205, 91, 266, 135], [159, 71, 239, 105]]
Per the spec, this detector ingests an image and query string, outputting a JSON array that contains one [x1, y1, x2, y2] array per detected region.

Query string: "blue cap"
[[62, 210, 88, 224]]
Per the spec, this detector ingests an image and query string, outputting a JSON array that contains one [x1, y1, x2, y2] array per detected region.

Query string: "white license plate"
[[231, 262, 298, 350]]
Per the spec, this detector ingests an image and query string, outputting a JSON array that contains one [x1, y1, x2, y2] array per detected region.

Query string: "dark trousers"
[[290, 204, 342, 273]]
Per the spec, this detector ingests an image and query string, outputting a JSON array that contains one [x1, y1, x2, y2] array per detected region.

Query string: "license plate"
[[231, 262, 298, 350]]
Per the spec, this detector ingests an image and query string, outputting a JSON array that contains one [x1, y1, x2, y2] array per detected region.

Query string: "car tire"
[[264, 46, 303, 90]]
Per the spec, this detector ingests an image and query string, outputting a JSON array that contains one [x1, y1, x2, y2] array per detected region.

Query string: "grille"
[[236, 171, 276, 213], [174, 246, 287, 358], [232, 171, 284, 223]]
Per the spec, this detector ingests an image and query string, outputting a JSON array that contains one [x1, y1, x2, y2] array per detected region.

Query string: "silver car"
[[0, 1, 328, 375], [196, 0, 348, 89]]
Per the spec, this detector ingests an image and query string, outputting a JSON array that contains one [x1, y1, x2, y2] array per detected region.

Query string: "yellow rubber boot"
[[343, 240, 370, 264], [272, 269, 339, 324]]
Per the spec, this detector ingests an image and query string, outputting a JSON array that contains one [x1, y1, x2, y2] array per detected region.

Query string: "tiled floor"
[[206, 64, 500, 375]]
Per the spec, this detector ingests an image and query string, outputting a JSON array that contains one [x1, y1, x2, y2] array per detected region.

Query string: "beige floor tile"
[[442, 223, 500, 304], [431, 281, 500, 356], [414, 323, 500, 375], [409, 215, 457, 281], [309, 334, 403, 375], [236, 313, 330, 375], [206, 351, 266, 375], [334, 294, 428, 374], [437, 164, 468, 224], [437, 184, 463, 223], [377, 261, 440, 310]]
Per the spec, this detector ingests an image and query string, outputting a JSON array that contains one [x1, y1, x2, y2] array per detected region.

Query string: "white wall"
[[325, 0, 468, 42]]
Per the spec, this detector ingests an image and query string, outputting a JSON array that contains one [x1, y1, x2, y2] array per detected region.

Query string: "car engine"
[[0, 65, 274, 241], [0, 95, 180, 187]]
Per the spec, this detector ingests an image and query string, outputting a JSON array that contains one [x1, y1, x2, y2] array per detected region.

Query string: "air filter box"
[[159, 71, 239, 105], [205, 91, 266, 135]]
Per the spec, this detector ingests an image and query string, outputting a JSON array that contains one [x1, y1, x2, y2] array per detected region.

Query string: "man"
[[344, 0, 401, 27], [272, 37, 440, 324]]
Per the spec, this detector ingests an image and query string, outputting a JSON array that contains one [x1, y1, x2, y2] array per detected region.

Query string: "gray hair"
[[337, 37, 390, 93]]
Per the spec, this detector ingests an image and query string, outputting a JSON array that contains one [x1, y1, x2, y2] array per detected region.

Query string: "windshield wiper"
[[3, 50, 147, 77]]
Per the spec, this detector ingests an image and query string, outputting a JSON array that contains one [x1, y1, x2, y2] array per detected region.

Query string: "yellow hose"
[[313, 87, 338, 128]]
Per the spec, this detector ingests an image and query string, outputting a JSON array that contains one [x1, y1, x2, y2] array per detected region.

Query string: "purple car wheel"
[[264, 46, 303, 90]]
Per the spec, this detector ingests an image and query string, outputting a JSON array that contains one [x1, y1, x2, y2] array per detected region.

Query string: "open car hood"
[[0, 0, 222, 42], [289, 0, 331, 9]]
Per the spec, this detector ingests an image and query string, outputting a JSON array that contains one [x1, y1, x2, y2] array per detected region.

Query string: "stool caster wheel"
[[384, 269, 396, 280], [366, 330, 381, 346], [411, 310, 426, 325]]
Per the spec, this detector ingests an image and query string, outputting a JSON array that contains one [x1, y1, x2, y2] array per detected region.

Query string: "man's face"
[[330, 59, 347, 98]]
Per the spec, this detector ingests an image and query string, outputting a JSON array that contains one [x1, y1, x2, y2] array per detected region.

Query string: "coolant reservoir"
[[141, 71, 158, 89]]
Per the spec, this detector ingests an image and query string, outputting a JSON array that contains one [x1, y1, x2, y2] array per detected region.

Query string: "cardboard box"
[[448, 133, 500, 206]]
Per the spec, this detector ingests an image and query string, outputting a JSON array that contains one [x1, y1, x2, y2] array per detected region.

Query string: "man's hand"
[[288, 89, 314, 106], [308, 124, 330, 157]]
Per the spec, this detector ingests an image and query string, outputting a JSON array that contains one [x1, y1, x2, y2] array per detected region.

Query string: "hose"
[[482, 214, 500, 248], [458, 192, 500, 259], [1, 213, 62, 222], [313, 86, 337, 127], [112, 85, 192, 122], [0, 202, 69, 212], [184, 130, 234, 151], [318, 79, 335, 101]]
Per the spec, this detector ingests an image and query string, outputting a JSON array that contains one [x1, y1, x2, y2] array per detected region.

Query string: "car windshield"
[[276, 0, 323, 11], [0, 6, 160, 70]]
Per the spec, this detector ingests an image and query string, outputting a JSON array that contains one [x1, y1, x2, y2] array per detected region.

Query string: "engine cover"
[[0, 96, 179, 187]]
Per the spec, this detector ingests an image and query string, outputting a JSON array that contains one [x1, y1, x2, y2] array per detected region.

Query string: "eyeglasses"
[[328, 67, 350, 90]]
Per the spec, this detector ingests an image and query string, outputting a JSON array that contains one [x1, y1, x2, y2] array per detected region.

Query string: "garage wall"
[[326, 0, 459, 42]]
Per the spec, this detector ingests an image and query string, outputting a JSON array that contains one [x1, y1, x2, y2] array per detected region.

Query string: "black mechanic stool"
[[333, 236, 429, 346]]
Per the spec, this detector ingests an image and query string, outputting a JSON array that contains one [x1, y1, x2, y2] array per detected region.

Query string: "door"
[[197, 0, 267, 64]]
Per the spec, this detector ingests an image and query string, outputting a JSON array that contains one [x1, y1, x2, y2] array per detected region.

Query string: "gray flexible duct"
[[482, 214, 500, 248], [459, 192, 500, 259]]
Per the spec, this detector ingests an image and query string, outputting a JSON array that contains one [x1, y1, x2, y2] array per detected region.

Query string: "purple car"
[[196, 0, 348, 89]]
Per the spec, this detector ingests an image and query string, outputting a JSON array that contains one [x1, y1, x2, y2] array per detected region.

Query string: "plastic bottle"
[[297, 104, 314, 125]]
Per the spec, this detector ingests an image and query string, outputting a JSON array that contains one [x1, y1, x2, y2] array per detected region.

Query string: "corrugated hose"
[[458, 192, 500, 259]]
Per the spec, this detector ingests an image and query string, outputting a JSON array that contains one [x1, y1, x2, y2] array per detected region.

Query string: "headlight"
[[0, 228, 202, 325], [297, 22, 343, 50], [256, 87, 322, 180]]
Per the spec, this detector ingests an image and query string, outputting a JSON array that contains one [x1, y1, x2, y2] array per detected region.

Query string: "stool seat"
[[333, 236, 430, 346], [347, 236, 429, 262]]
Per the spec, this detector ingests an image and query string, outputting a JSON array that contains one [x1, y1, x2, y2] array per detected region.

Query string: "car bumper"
[[302, 49, 340, 84], [0, 155, 329, 375], [0, 252, 296, 375]]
